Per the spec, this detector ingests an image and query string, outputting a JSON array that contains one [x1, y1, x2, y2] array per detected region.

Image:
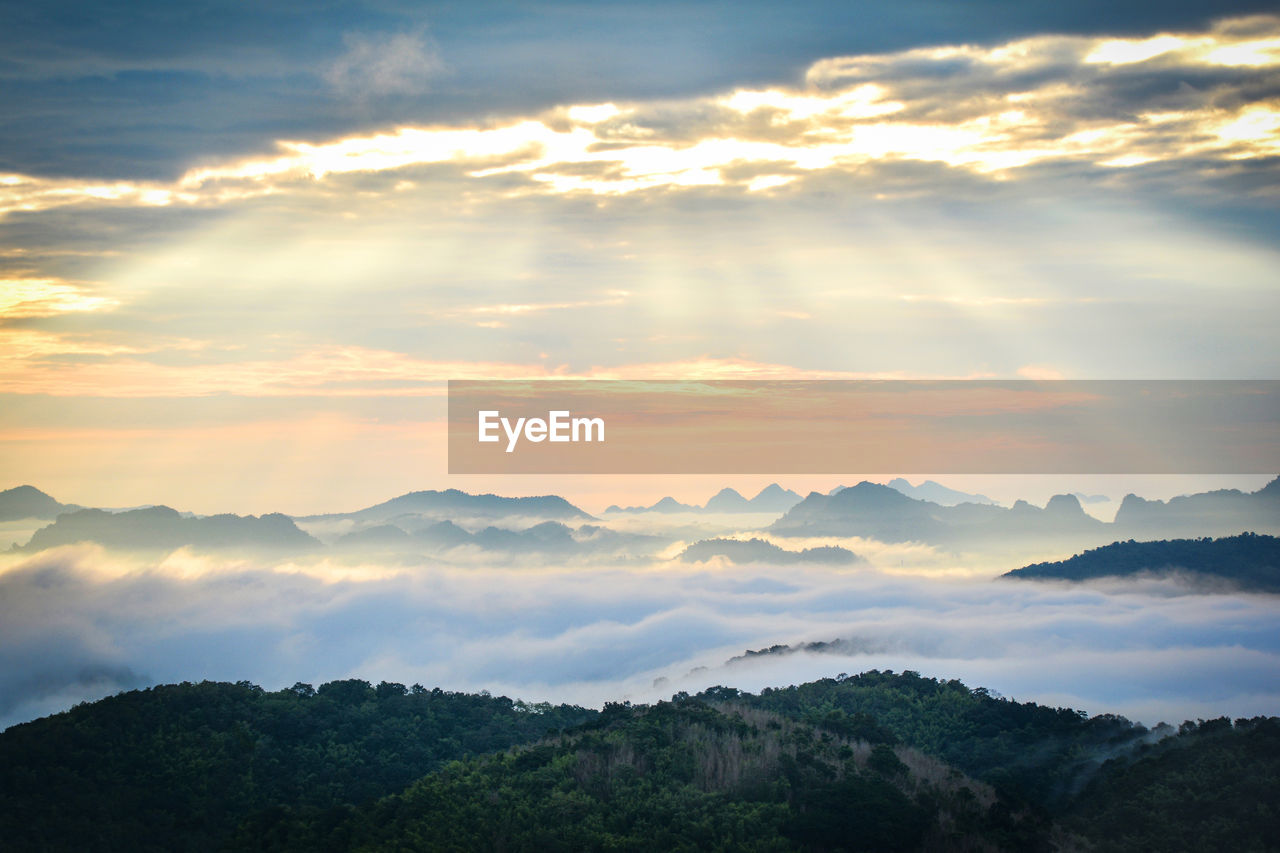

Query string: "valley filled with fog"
[[3, 478, 1277, 732]]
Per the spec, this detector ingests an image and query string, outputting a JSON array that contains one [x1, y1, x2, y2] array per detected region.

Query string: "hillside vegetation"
[[1003, 532, 1280, 592], [1, 672, 1276, 851]]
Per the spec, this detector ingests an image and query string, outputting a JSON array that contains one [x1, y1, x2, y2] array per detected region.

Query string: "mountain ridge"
[[606, 483, 803, 515], [1001, 532, 1280, 592], [770, 477, 1280, 546], [0, 484, 80, 521], [298, 488, 595, 524], [18, 506, 320, 553]]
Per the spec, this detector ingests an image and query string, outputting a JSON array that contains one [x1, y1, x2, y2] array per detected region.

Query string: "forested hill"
[[0, 680, 595, 852], [1, 673, 1277, 851], [291, 698, 1046, 852], [1002, 532, 1280, 592]]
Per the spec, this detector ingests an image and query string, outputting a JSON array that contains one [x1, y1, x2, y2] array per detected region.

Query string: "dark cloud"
[[2, 0, 1277, 178]]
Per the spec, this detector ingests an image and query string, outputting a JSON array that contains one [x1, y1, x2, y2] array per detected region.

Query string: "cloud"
[[441, 292, 632, 327], [0, 339, 1000, 398], [0, 344, 544, 397], [325, 30, 444, 98], [1017, 364, 1067, 380], [0, 173, 180, 218], [0, 277, 117, 318], [2, 15, 1277, 218], [587, 359, 992, 381], [1, 544, 1278, 730], [899, 294, 1064, 307], [1082, 16, 1280, 67]]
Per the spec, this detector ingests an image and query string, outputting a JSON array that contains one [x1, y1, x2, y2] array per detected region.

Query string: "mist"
[[2, 540, 1277, 732]]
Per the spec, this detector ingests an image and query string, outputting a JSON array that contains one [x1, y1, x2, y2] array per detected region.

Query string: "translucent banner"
[[448, 380, 1279, 474]]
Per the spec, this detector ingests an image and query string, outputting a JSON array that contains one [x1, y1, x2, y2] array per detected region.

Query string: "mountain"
[[886, 478, 998, 506], [703, 486, 751, 512], [771, 481, 1194, 547], [300, 489, 594, 525], [1063, 715, 1280, 852], [679, 537, 861, 565], [471, 520, 578, 553], [724, 637, 898, 666], [0, 485, 79, 521], [333, 698, 1034, 852], [725, 670, 1157, 810], [1001, 532, 1280, 592], [0, 680, 594, 853], [573, 522, 670, 553], [727, 671, 1280, 851], [464, 521, 666, 558], [1113, 476, 1280, 538], [606, 484, 803, 515], [748, 483, 804, 512], [605, 495, 698, 513], [332, 523, 415, 549], [4, 671, 1276, 852], [777, 478, 1279, 549], [769, 481, 964, 542], [415, 519, 477, 550], [19, 506, 320, 552], [338, 519, 669, 559], [653, 495, 698, 513]]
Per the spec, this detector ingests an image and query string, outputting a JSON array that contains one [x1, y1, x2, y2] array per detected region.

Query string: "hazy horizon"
[[2, 473, 1276, 521], [3, 471, 1278, 733]]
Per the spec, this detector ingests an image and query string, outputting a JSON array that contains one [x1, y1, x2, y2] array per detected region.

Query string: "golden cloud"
[[0, 15, 1276, 218], [0, 339, 990, 398], [0, 278, 118, 318]]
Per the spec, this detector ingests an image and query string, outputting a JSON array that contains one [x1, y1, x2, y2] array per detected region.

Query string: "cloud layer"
[[2, 544, 1277, 731], [2, 15, 1278, 217]]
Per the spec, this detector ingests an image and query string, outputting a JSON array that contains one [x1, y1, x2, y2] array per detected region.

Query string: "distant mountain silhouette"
[[471, 520, 578, 553], [886, 479, 997, 506], [605, 496, 698, 514], [771, 479, 1279, 547], [704, 488, 751, 512], [748, 484, 804, 512], [15, 478, 1274, 557], [724, 637, 890, 666], [415, 520, 477, 550], [772, 481, 949, 542], [1002, 533, 1280, 592], [606, 484, 802, 515], [20, 507, 320, 552], [300, 489, 595, 529], [678, 537, 861, 565], [573, 523, 669, 553], [339, 518, 667, 558], [770, 481, 1105, 545], [333, 524, 415, 549], [0, 485, 79, 521], [1113, 477, 1279, 538]]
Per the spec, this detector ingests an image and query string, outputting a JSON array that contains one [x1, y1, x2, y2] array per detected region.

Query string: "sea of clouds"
[[2, 542, 1278, 731]]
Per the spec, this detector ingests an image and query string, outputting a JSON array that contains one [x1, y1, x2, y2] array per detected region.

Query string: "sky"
[[1, 2, 1279, 728], [2, 0, 1279, 513]]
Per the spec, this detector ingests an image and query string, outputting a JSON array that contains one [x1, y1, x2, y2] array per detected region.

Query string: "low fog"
[[2, 538, 1277, 732]]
